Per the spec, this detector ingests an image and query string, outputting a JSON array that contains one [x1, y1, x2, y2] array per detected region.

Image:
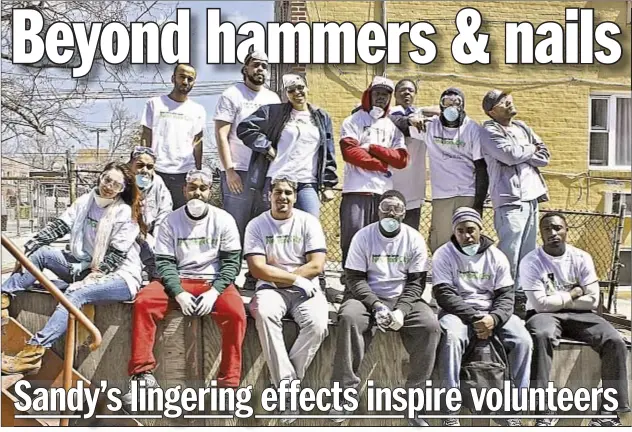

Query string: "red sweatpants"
[[128, 279, 246, 387]]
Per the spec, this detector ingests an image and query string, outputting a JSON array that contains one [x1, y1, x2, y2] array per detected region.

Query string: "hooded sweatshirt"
[[432, 235, 515, 327], [339, 84, 408, 194]]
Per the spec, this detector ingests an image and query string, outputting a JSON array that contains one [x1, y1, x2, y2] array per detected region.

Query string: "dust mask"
[[186, 199, 207, 218], [369, 106, 385, 120]]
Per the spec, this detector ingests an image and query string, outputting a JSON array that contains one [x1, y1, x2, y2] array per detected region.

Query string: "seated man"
[[123, 169, 246, 406], [433, 207, 531, 427], [244, 176, 329, 424], [330, 190, 441, 426], [522, 212, 629, 426]]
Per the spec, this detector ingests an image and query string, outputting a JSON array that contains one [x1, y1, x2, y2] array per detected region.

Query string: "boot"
[[2, 344, 46, 375]]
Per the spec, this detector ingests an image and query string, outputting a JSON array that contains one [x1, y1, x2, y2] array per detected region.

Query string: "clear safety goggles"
[[131, 146, 156, 160], [99, 173, 126, 193], [440, 94, 463, 108], [379, 198, 406, 216], [186, 169, 213, 186]]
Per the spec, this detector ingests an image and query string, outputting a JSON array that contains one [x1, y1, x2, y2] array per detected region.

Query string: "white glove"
[[195, 288, 220, 316], [389, 309, 405, 331], [145, 233, 156, 250], [293, 276, 318, 298], [69, 261, 91, 278], [373, 302, 392, 332], [175, 292, 197, 316]]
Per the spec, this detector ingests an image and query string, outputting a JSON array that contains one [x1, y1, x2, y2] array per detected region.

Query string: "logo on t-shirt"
[[433, 136, 466, 147], [458, 270, 492, 281], [265, 235, 302, 245], [371, 254, 409, 264], [544, 273, 579, 295], [178, 237, 219, 247], [87, 217, 98, 229]]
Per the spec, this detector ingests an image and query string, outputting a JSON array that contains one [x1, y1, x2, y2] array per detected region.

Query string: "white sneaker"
[[121, 372, 160, 409], [442, 418, 460, 426]]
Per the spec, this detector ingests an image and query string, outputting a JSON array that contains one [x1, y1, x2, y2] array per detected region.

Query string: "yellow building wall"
[[301, 1, 631, 272]]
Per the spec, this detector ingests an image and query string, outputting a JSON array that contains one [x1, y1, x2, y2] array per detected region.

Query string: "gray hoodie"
[[480, 119, 550, 208]]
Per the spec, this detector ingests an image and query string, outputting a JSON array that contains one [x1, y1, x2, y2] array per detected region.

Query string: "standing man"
[[481, 90, 550, 314], [141, 64, 205, 209], [521, 213, 629, 427], [433, 207, 531, 427], [214, 51, 281, 241], [330, 190, 440, 426], [425, 88, 489, 252], [244, 176, 329, 424], [339, 76, 407, 274], [122, 169, 246, 406]]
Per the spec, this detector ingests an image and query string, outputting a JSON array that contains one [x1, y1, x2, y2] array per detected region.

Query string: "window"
[[589, 94, 631, 169], [604, 191, 631, 217]]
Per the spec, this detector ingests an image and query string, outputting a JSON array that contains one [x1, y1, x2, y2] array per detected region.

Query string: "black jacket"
[[433, 235, 514, 327], [236, 102, 338, 191]]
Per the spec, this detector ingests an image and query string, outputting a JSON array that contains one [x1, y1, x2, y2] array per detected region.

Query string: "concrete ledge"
[[5, 290, 632, 427]]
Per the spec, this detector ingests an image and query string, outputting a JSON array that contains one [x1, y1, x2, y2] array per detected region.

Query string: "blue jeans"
[[262, 179, 321, 218], [221, 170, 262, 245], [2, 247, 79, 294], [29, 274, 132, 347], [494, 200, 539, 291], [437, 314, 533, 411]]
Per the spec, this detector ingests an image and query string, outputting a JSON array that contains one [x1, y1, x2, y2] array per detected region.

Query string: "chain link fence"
[[1, 178, 70, 236], [318, 189, 621, 281]]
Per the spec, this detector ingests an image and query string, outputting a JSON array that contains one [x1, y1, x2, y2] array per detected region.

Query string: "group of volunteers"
[[1, 53, 628, 427]]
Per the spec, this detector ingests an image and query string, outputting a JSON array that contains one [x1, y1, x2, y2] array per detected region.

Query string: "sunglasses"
[[287, 85, 306, 94], [135, 162, 155, 170], [493, 97, 513, 109]]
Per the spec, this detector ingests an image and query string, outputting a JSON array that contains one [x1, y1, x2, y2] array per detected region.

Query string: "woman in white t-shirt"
[[128, 146, 173, 279], [237, 74, 338, 219], [2, 163, 145, 376]]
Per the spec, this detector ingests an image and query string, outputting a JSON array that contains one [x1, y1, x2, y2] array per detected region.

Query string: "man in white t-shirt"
[[339, 76, 408, 274], [329, 190, 440, 426], [141, 64, 206, 209], [122, 169, 246, 408], [214, 51, 281, 242], [424, 88, 489, 252], [433, 207, 531, 427], [481, 90, 550, 314], [244, 176, 329, 424], [521, 213, 629, 426]]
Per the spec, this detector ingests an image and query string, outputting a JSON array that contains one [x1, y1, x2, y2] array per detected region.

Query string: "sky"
[[82, 1, 275, 155]]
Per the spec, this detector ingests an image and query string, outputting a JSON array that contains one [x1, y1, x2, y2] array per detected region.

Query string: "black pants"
[[339, 193, 381, 269], [526, 310, 630, 413], [402, 207, 421, 231], [331, 296, 441, 390], [157, 171, 188, 210]]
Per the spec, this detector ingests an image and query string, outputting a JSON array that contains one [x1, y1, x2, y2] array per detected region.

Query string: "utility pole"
[[93, 128, 107, 163], [66, 150, 77, 203]]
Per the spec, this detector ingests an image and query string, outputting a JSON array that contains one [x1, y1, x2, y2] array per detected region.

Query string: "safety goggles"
[[379, 198, 406, 216], [131, 146, 156, 160], [440, 94, 463, 108], [186, 169, 213, 186], [99, 174, 126, 193], [493, 95, 514, 109]]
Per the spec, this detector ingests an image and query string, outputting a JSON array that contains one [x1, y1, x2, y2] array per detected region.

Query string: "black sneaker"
[[588, 413, 622, 426], [242, 273, 257, 291]]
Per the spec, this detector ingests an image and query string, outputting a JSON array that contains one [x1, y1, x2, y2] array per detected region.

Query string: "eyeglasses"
[[493, 97, 513, 109], [186, 169, 213, 186], [287, 85, 306, 94], [379, 199, 406, 216], [135, 162, 155, 170], [100, 174, 126, 192], [132, 146, 156, 159]]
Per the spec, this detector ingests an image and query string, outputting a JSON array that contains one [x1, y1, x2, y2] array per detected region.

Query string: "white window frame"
[[603, 191, 631, 218], [588, 92, 632, 170]]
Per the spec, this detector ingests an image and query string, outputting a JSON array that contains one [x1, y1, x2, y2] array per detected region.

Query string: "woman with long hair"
[[128, 146, 173, 279], [1, 162, 146, 375]]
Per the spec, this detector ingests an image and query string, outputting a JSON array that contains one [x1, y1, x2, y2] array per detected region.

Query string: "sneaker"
[[494, 418, 522, 426], [329, 406, 353, 423], [408, 413, 430, 426], [121, 372, 160, 408], [442, 418, 460, 426], [588, 413, 622, 426]]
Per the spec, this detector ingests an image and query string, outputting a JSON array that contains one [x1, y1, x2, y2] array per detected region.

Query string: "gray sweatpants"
[[331, 297, 441, 390], [339, 193, 381, 268], [249, 287, 329, 387]]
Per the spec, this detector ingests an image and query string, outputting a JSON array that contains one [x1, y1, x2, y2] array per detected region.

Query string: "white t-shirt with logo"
[[504, 124, 548, 202], [520, 245, 599, 312], [432, 241, 514, 312], [340, 110, 406, 194], [267, 109, 320, 183], [141, 95, 206, 174], [154, 205, 241, 280], [345, 223, 429, 299], [60, 197, 143, 296], [424, 116, 483, 200], [243, 209, 327, 289], [213, 83, 281, 172], [390, 106, 427, 210]]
